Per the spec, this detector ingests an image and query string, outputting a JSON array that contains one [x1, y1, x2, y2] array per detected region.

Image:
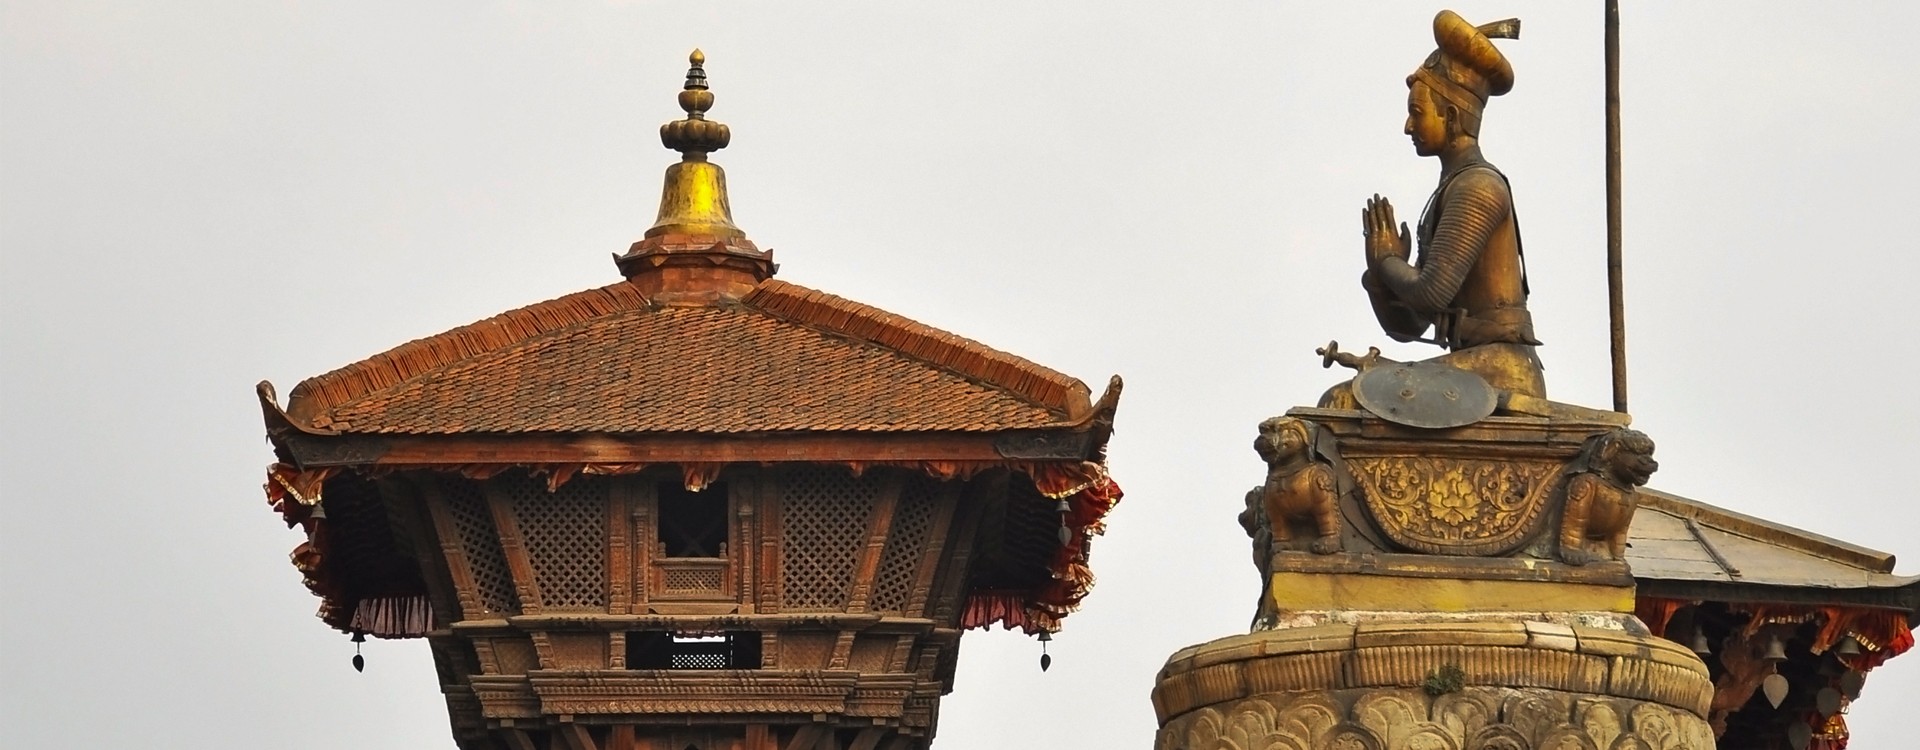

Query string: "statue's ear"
[[1446, 103, 1473, 143]]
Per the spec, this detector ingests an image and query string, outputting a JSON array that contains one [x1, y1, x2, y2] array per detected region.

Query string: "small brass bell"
[[1836, 636, 1862, 656], [1689, 628, 1712, 656], [1763, 635, 1789, 662], [1037, 630, 1053, 672]]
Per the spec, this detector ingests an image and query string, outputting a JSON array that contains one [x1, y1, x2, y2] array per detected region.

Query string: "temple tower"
[[259, 52, 1122, 750]]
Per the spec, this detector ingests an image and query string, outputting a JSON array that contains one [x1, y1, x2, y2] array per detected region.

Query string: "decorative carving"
[[1156, 687, 1715, 750], [1243, 417, 1359, 627], [1154, 622, 1712, 726], [993, 429, 1094, 460], [283, 433, 392, 466], [1345, 455, 1560, 556], [1557, 429, 1656, 565], [1252, 418, 1343, 555]]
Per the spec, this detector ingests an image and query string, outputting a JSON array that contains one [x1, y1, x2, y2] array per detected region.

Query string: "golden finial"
[[616, 49, 772, 296], [634, 48, 749, 248], [661, 49, 728, 156]]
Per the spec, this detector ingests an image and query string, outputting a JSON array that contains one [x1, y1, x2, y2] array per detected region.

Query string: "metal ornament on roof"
[[1352, 360, 1499, 429]]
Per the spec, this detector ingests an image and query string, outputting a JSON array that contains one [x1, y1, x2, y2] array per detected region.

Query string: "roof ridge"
[[743, 279, 1091, 418], [285, 281, 652, 427]]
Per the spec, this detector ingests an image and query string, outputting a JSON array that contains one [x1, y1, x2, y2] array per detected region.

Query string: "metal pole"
[[1605, 0, 1628, 413]]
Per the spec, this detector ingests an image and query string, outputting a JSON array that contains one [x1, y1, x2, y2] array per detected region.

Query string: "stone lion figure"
[[1252, 416, 1343, 555], [1558, 428, 1657, 566]]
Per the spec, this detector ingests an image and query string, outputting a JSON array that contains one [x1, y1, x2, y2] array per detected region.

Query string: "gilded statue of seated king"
[[1326, 10, 1545, 405]]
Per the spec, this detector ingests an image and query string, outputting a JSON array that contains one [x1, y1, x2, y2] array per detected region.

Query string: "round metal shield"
[[1351, 361, 1498, 429]]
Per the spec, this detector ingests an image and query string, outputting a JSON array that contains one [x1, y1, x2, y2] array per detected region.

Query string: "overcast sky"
[[5, 1, 1918, 747]]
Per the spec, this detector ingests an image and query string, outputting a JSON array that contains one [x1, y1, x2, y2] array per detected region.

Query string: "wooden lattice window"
[[510, 475, 608, 611], [625, 631, 761, 669], [779, 467, 879, 612], [869, 476, 939, 614], [443, 478, 520, 616]]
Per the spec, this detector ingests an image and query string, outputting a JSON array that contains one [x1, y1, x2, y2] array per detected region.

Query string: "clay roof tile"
[[280, 278, 1092, 436]]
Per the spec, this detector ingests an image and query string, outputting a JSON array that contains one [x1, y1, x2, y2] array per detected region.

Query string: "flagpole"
[[1605, 0, 1628, 413]]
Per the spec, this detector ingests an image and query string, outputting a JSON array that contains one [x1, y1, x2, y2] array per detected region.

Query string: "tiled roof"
[[283, 279, 1092, 435], [1629, 488, 1919, 596]]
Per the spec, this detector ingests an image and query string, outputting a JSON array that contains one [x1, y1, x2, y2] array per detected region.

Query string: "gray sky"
[[5, 1, 1918, 746]]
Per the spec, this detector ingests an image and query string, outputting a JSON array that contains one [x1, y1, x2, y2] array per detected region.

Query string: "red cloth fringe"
[[1735, 603, 1914, 671], [348, 595, 434, 638], [1635, 596, 1690, 636]]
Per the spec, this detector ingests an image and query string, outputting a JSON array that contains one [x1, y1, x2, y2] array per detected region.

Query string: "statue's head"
[[1597, 428, 1658, 487], [1405, 11, 1519, 151], [1255, 417, 1312, 465]]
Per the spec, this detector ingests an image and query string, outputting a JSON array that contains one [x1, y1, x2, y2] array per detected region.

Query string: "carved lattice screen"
[[443, 478, 520, 616], [510, 475, 609, 611], [869, 476, 938, 614], [661, 564, 725, 595], [780, 467, 879, 612]]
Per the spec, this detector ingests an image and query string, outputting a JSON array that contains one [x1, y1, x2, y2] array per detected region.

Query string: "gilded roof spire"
[[617, 49, 773, 300], [646, 49, 739, 239], [659, 49, 729, 159]]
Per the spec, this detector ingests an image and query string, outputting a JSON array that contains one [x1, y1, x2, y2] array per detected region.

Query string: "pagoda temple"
[[257, 51, 1122, 750]]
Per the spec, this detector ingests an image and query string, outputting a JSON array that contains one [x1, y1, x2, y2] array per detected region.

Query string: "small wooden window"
[[625, 630, 761, 669], [657, 481, 728, 557]]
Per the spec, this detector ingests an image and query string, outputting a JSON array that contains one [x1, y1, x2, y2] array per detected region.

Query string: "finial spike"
[[683, 48, 709, 92], [663, 49, 724, 148]]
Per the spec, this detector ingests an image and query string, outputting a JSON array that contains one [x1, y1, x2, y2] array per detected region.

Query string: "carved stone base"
[[1153, 621, 1714, 750]]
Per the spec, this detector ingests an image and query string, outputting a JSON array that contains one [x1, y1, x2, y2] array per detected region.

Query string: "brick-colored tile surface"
[[286, 279, 1088, 434]]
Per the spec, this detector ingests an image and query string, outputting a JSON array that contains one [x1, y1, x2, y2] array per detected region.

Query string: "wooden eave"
[[268, 426, 1110, 470], [260, 379, 1117, 470]]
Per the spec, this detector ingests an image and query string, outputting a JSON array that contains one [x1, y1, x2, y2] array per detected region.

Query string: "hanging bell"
[[1038, 631, 1053, 672], [1055, 498, 1070, 514], [1689, 628, 1712, 656], [1836, 636, 1862, 656], [351, 631, 367, 673], [1763, 635, 1789, 662]]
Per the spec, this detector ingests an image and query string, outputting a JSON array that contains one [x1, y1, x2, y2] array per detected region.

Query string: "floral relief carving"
[[1157, 688, 1711, 750], [1345, 456, 1561, 556]]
